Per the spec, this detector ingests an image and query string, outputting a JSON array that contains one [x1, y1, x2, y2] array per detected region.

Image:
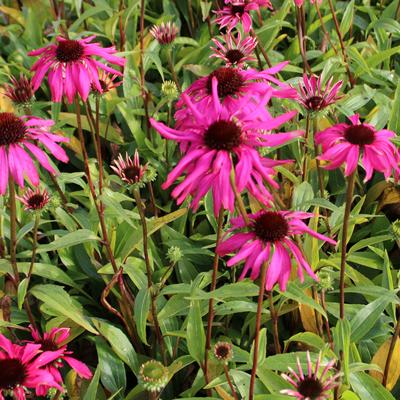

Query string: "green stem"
[[133, 188, 167, 362], [302, 113, 311, 181], [204, 209, 225, 383], [8, 177, 19, 285], [249, 261, 268, 400], [383, 306, 400, 387], [339, 171, 356, 320]]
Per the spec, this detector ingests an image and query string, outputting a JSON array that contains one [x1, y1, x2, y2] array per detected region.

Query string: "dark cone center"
[[27, 194, 46, 210], [305, 96, 327, 111], [225, 49, 245, 65], [204, 120, 242, 151], [297, 376, 324, 399], [124, 166, 141, 181], [254, 212, 289, 242], [207, 67, 244, 98], [231, 5, 245, 15], [39, 338, 59, 352], [56, 40, 84, 63], [0, 113, 27, 146], [0, 359, 26, 389], [215, 344, 230, 359], [344, 124, 375, 145]]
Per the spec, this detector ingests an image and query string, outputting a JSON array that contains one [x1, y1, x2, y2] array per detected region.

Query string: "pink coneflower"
[[315, 114, 400, 181], [17, 187, 50, 211], [0, 333, 62, 399], [151, 84, 301, 215], [0, 113, 68, 195], [296, 74, 343, 112], [111, 150, 147, 185], [3, 74, 34, 106], [215, 1, 272, 33], [211, 32, 257, 67], [29, 326, 92, 396], [150, 22, 179, 45], [175, 63, 296, 128], [281, 351, 340, 399], [217, 210, 336, 291], [29, 36, 125, 103]]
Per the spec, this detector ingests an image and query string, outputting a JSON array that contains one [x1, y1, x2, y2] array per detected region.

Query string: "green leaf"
[[334, 319, 351, 383], [31, 284, 97, 334], [291, 182, 314, 211], [281, 282, 327, 318], [350, 372, 396, 400], [95, 337, 126, 400], [250, 328, 267, 368], [92, 319, 139, 374], [83, 366, 101, 400], [17, 278, 28, 310], [17, 229, 100, 257], [340, 0, 355, 36], [350, 294, 396, 343], [389, 82, 400, 132], [348, 234, 393, 254], [133, 288, 151, 346], [186, 300, 205, 365]]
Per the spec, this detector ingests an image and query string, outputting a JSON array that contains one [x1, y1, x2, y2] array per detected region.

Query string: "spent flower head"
[[139, 360, 169, 392], [214, 341, 233, 363]]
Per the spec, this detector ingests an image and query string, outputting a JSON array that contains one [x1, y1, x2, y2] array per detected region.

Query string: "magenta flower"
[[151, 83, 300, 215], [217, 210, 336, 291], [0, 333, 62, 399], [150, 22, 179, 45], [211, 32, 257, 67], [0, 113, 68, 195], [215, 1, 271, 33], [91, 71, 122, 95], [17, 187, 50, 211], [281, 351, 340, 399], [315, 114, 400, 181], [175, 64, 296, 128], [29, 326, 92, 396], [29, 36, 125, 103], [296, 74, 343, 112]]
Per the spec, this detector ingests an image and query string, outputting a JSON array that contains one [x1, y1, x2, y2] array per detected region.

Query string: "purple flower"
[[0, 113, 68, 194], [316, 114, 400, 181], [217, 211, 336, 291], [29, 36, 125, 103]]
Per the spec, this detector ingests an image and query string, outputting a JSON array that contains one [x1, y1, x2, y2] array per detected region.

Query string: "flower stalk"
[[204, 208, 225, 383], [339, 171, 356, 320], [249, 261, 268, 400], [132, 188, 167, 363], [383, 306, 400, 387], [8, 177, 19, 286]]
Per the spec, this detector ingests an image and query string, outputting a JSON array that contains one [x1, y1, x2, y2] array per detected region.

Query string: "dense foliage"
[[0, 0, 400, 399]]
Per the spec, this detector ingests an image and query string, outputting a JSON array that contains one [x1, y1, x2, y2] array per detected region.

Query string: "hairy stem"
[[383, 306, 400, 387], [269, 290, 281, 354], [133, 188, 167, 362], [327, 0, 355, 87], [249, 261, 268, 400], [224, 364, 239, 400], [204, 209, 225, 383], [8, 177, 19, 285], [339, 171, 356, 320]]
